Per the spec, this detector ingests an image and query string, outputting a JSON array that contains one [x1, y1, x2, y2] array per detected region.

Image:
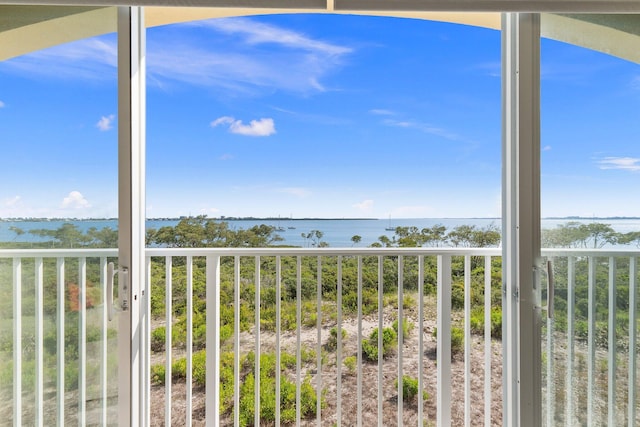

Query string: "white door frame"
[[502, 12, 542, 427], [117, 6, 147, 426]]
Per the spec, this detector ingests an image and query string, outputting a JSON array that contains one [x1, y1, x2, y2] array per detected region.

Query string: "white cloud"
[[0, 100, 5, 108], [96, 114, 115, 131], [382, 118, 461, 141], [1, 37, 117, 81], [369, 109, 394, 116], [198, 18, 352, 56], [211, 116, 276, 137], [597, 156, 640, 172], [147, 17, 353, 95], [543, 145, 552, 151], [61, 191, 91, 209], [277, 187, 311, 198], [4, 195, 21, 207], [353, 199, 374, 212]]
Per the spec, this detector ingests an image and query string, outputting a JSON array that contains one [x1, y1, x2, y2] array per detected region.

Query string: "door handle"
[[547, 259, 554, 319], [107, 262, 129, 321]]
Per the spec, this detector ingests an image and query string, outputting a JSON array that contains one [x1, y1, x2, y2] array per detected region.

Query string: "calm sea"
[[1, 218, 640, 248]]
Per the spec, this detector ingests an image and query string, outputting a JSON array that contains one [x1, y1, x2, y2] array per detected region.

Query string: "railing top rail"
[[144, 247, 503, 257], [2, 247, 638, 259], [0, 248, 118, 258], [542, 248, 640, 257]]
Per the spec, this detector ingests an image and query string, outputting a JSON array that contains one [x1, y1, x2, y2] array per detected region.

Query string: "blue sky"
[[1, 14, 638, 219]]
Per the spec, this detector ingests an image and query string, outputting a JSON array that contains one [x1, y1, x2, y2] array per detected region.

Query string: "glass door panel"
[[540, 13, 640, 426], [0, 6, 122, 425]]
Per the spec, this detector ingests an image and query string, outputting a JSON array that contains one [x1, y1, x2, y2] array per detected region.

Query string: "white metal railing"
[[145, 247, 501, 427], [0, 249, 117, 427], [541, 249, 639, 427], [2, 248, 638, 426]]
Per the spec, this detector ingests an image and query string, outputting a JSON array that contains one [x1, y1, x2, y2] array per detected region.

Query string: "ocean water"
[[1, 217, 639, 248]]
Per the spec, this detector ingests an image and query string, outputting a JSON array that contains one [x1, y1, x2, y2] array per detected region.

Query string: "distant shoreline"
[[2, 216, 640, 222]]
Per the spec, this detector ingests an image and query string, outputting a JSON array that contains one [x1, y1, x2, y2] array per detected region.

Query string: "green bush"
[[326, 327, 346, 351], [343, 355, 356, 374], [395, 375, 429, 401], [469, 306, 502, 339], [362, 326, 397, 362], [433, 326, 464, 356], [151, 326, 165, 352], [392, 318, 413, 339]]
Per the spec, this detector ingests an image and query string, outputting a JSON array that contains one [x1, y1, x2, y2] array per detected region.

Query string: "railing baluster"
[[377, 255, 383, 427], [607, 256, 617, 426], [437, 254, 452, 427], [337, 255, 343, 426], [144, 256, 151, 427], [566, 256, 575, 425], [234, 256, 240, 427], [397, 255, 404, 426], [418, 256, 425, 427], [35, 257, 44, 427], [254, 256, 261, 427], [464, 255, 471, 427], [296, 256, 302, 426], [165, 256, 172, 426], [587, 256, 596, 426], [186, 256, 193, 427], [316, 256, 323, 427], [546, 275, 555, 427], [13, 257, 22, 427], [484, 256, 492, 427], [357, 256, 363, 427], [56, 257, 65, 427], [629, 256, 637, 427], [12, 256, 24, 425], [101, 257, 108, 427], [275, 256, 281, 426], [205, 255, 221, 427], [79, 257, 87, 426]]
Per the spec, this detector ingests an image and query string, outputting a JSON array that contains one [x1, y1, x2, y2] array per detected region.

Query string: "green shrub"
[[433, 326, 464, 356], [362, 326, 397, 362], [326, 327, 346, 351], [395, 375, 429, 401], [469, 306, 502, 339], [150, 326, 165, 352], [392, 318, 413, 339], [343, 355, 356, 374]]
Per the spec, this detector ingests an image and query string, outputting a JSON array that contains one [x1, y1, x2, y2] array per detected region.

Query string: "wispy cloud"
[[4, 195, 21, 207], [353, 199, 374, 212], [61, 191, 91, 209], [382, 118, 461, 141], [369, 109, 395, 116], [96, 114, 115, 131], [148, 17, 353, 95], [198, 18, 351, 56], [0, 100, 5, 108], [543, 145, 552, 151], [211, 116, 276, 137], [632, 75, 640, 90], [277, 187, 311, 198], [597, 156, 640, 172], [0, 37, 117, 81]]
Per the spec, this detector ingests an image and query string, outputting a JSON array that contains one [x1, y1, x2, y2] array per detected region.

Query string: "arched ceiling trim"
[[0, 5, 639, 65]]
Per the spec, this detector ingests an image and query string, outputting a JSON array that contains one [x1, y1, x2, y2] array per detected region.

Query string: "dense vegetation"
[[1, 217, 638, 424]]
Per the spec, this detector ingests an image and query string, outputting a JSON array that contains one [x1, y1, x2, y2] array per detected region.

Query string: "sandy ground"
[[150, 307, 504, 426]]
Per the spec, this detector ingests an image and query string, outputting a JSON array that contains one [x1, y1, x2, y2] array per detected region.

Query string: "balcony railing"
[[1, 247, 638, 426]]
